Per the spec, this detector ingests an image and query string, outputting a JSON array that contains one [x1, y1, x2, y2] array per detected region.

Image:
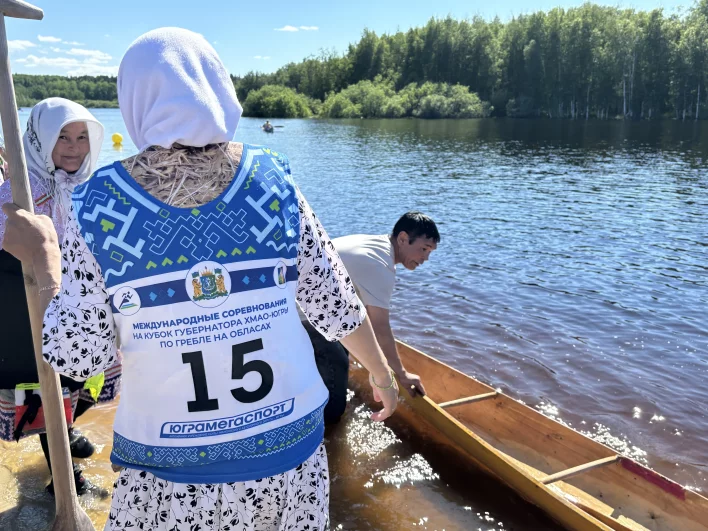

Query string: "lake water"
[[1, 111, 706, 530]]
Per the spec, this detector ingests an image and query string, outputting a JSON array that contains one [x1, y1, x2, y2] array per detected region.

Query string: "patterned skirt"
[[0, 361, 122, 442], [106, 442, 330, 531]]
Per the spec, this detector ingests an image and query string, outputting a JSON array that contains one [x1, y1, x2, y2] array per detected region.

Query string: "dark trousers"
[[39, 397, 93, 472], [303, 321, 350, 425]]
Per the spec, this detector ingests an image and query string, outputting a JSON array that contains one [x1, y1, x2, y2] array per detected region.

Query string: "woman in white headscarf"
[[0, 98, 121, 495], [0, 97, 104, 243], [2, 28, 398, 530]]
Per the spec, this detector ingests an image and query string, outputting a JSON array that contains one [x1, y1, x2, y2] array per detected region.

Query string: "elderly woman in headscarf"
[[3, 28, 398, 530], [0, 98, 121, 495]]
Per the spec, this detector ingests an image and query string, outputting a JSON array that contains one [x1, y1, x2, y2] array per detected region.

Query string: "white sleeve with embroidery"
[[42, 212, 118, 380], [295, 188, 366, 341]]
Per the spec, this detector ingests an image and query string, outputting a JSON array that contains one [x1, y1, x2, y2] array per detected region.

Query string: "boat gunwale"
[[352, 340, 708, 531]]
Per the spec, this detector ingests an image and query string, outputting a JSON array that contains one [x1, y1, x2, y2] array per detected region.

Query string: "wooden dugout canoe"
[[348, 341, 708, 531]]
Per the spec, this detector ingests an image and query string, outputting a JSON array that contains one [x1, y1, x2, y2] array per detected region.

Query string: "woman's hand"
[[2, 203, 61, 287], [339, 316, 402, 421], [369, 370, 399, 422]]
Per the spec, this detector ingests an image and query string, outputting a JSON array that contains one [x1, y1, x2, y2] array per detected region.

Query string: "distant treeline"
[[14, 74, 119, 108], [14, 1, 708, 120]]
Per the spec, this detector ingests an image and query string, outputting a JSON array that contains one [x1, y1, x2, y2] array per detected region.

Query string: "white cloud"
[[18, 54, 118, 76], [67, 64, 119, 76], [66, 48, 111, 62], [50, 47, 62, 53], [253, 55, 271, 60], [84, 57, 112, 65], [20, 55, 81, 68], [36, 35, 84, 45], [274, 25, 318, 32], [8, 40, 36, 51]]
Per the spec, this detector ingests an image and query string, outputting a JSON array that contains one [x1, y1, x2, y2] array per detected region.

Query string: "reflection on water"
[[365, 454, 439, 489], [535, 401, 650, 466], [269, 117, 707, 493], [0, 392, 560, 531], [326, 390, 559, 530], [3, 112, 707, 525], [0, 402, 117, 530]]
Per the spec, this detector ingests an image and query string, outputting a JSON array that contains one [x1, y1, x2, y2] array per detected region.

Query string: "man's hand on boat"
[[396, 370, 426, 398]]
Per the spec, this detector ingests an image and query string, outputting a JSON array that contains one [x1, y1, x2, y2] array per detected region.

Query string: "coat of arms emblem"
[[186, 261, 231, 308]]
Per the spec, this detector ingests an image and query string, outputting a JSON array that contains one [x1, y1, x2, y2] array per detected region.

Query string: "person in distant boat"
[[0, 98, 121, 496], [303, 211, 440, 424], [262, 120, 273, 132]]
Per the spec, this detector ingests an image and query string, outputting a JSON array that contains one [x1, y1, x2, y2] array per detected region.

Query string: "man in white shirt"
[[303, 211, 440, 424]]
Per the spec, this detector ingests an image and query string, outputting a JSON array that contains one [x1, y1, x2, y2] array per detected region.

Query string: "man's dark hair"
[[391, 211, 440, 244]]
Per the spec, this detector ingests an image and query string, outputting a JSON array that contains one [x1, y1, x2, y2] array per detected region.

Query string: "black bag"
[[0, 249, 83, 391]]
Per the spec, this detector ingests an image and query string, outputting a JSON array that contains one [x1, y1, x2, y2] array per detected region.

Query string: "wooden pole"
[[0, 2, 94, 530]]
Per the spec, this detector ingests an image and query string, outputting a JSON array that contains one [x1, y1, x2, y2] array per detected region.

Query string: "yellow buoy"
[[112, 133, 123, 145]]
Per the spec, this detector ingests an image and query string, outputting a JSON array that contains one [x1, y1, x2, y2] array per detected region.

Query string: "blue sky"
[[5, 0, 688, 77]]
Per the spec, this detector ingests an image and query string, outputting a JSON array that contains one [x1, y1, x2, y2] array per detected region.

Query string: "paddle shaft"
[[0, 11, 94, 531]]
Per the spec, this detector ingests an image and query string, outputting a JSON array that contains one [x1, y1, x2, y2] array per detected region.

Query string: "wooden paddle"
[[0, 1, 95, 530]]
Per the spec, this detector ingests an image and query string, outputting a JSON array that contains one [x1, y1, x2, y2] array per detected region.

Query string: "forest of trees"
[[13, 1, 708, 120], [13, 74, 118, 108]]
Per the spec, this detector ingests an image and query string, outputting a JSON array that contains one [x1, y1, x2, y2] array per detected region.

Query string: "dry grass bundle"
[[120, 142, 243, 208]]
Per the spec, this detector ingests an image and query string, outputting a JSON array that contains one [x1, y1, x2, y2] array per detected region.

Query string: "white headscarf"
[[23, 97, 104, 222], [118, 27, 242, 151]]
